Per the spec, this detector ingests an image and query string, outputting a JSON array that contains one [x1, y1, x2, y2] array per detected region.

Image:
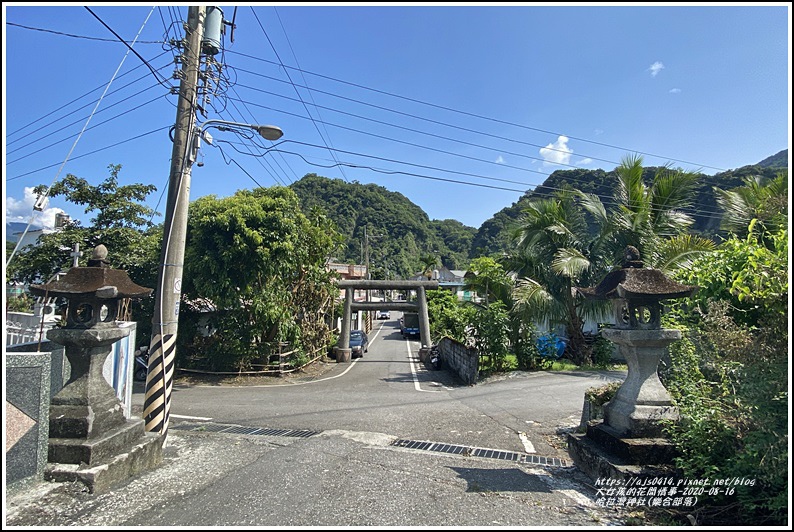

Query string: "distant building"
[[409, 265, 472, 301], [326, 261, 369, 332]]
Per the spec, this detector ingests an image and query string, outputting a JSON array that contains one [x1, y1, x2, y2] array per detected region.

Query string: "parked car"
[[376, 310, 390, 319], [349, 329, 368, 358]]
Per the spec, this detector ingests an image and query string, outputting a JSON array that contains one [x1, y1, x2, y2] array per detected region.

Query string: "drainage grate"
[[173, 422, 321, 439], [391, 438, 567, 467]]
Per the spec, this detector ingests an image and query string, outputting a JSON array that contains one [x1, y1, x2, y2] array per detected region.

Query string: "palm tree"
[[597, 153, 715, 272], [419, 253, 439, 280], [714, 172, 788, 243], [509, 155, 715, 365], [509, 187, 607, 365]]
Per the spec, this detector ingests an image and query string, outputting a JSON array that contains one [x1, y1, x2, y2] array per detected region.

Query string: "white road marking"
[[170, 414, 212, 421], [406, 338, 441, 393], [518, 431, 536, 454]]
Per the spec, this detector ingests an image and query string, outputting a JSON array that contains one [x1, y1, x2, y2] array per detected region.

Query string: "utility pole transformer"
[[143, 6, 206, 440]]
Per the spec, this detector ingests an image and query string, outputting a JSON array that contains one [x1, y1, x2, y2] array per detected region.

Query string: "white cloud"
[[495, 155, 505, 164], [5, 187, 66, 229], [576, 158, 593, 166], [539, 135, 573, 167], [669, 88, 681, 94], [648, 61, 665, 77], [594, 129, 604, 136]]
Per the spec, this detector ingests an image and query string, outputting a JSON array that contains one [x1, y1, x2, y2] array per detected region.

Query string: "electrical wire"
[[6, 126, 171, 183], [228, 50, 729, 173], [8, 81, 169, 156], [7, 50, 172, 140], [7, 94, 169, 166], [6, 7, 158, 269], [249, 6, 350, 182]]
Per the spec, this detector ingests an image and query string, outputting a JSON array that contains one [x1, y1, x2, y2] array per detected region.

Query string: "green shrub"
[[584, 381, 621, 406], [590, 334, 614, 368]]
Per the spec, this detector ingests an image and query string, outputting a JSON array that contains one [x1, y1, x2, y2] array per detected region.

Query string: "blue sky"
[[4, 3, 791, 236]]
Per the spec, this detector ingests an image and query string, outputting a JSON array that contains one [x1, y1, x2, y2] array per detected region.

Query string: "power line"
[[85, 7, 175, 92], [7, 50, 172, 140], [228, 84, 602, 172], [255, 140, 731, 223], [6, 126, 171, 182], [248, 7, 350, 182], [226, 92, 738, 219], [227, 50, 728, 173], [6, 21, 166, 43], [7, 94, 169, 166], [7, 7, 159, 269], [272, 6, 342, 182], [7, 81, 168, 157]]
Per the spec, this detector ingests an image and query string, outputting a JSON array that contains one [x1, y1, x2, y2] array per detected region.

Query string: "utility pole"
[[143, 6, 206, 440]]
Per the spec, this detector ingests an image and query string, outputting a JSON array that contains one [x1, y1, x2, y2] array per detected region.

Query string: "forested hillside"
[[289, 174, 476, 278], [471, 150, 788, 256], [287, 150, 787, 274]]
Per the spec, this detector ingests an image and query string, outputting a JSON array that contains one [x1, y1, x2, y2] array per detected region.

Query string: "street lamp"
[[193, 119, 284, 163], [199, 119, 284, 141]]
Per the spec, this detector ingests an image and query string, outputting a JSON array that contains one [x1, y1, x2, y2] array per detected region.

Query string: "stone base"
[[45, 431, 164, 494], [49, 418, 152, 465], [567, 421, 677, 484], [335, 347, 352, 363], [585, 421, 677, 464]]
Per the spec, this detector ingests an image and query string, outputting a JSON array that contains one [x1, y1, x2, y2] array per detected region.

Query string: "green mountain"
[[290, 150, 787, 272], [471, 150, 788, 256], [289, 174, 476, 279], [757, 149, 788, 168]]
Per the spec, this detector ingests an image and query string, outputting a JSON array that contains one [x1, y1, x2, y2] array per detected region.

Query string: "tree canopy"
[[181, 186, 343, 370]]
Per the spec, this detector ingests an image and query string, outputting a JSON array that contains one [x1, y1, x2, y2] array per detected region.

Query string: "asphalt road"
[[6, 316, 631, 527]]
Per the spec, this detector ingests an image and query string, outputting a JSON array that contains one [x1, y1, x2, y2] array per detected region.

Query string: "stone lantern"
[[566, 246, 699, 483], [575, 246, 697, 438], [28, 245, 164, 493]]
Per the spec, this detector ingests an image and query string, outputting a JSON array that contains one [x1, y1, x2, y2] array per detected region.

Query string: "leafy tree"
[[463, 256, 513, 307], [425, 289, 475, 344], [181, 186, 343, 371], [472, 300, 511, 373], [6, 164, 161, 339]]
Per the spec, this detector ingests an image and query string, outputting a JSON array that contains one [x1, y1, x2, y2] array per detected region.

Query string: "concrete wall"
[[438, 336, 479, 385], [5, 353, 51, 491]]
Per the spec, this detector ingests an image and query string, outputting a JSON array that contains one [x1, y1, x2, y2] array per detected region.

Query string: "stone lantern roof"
[[29, 267, 152, 300], [28, 244, 151, 300], [576, 246, 697, 303]]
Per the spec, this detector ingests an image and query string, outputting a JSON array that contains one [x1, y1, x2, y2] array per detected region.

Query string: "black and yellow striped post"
[[143, 5, 205, 441]]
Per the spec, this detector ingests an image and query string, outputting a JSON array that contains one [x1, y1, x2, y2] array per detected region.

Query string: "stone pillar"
[[417, 286, 431, 347], [335, 288, 353, 363], [47, 327, 132, 461], [602, 328, 681, 438]]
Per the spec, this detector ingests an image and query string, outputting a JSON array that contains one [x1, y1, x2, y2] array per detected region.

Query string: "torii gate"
[[335, 279, 439, 362]]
